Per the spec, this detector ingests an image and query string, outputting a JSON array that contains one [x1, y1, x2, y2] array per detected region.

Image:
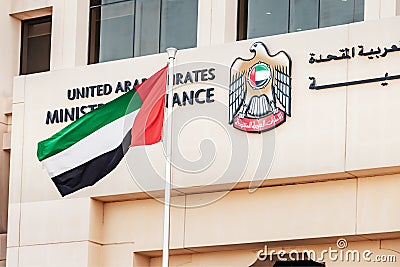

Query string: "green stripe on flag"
[[37, 89, 143, 161], [256, 64, 268, 72]]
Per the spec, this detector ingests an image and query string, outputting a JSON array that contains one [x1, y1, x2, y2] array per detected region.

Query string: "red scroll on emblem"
[[233, 109, 286, 133]]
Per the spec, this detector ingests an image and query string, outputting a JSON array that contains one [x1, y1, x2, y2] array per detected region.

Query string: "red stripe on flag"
[[131, 65, 168, 146], [249, 67, 256, 83]]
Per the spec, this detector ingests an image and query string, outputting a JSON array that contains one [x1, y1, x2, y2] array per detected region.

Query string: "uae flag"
[[248, 63, 271, 88], [37, 66, 168, 196]]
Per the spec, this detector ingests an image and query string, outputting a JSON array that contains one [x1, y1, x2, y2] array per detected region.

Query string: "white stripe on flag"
[[42, 110, 139, 178], [255, 70, 269, 81]]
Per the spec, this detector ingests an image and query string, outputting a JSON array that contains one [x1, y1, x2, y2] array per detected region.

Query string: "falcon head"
[[249, 42, 268, 54]]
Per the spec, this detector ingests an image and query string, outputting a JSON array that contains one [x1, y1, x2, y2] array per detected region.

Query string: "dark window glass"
[[289, 0, 319, 33], [319, 0, 355, 28], [238, 0, 364, 40], [99, 0, 135, 62], [274, 260, 325, 266], [20, 16, 52, 75], [89, 0, 198, 64], [134, 0, 161, 57], [247, 0, 289, 39], [354, 0, 365, 22], [160, 0, 198, 51]]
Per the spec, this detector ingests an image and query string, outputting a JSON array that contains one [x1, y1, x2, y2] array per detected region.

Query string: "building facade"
[[2, 0, 400, 266]]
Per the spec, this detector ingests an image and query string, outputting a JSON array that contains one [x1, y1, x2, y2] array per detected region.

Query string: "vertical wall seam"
[[344, 24, 350, 173], [209, 0, 213, 45], [51, 2, 64, 70], [182, 194, 187, 249], [73, 0, 79, 67], [355, 178, 359, 234], [16, 75, 27, 267], [62, 0, 67, 68]]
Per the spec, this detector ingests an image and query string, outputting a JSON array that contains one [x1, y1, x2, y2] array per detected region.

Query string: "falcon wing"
[[272, 65, 291, 116], [229, 67, 247, 124]]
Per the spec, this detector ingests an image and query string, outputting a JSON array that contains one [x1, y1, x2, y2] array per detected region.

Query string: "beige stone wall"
[[149, 238, 400, 267], [11, 15, 400, 201], [365, 0, 397, 19], [0, 0, 20, 266], [6, 176, 400, 266], [4, 0, 400, 266]]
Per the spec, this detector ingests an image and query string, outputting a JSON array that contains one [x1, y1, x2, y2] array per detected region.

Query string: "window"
[[249, 255, 326, 267], [89, 0, 198, 64], [20, 16, 52, 75], [274, 260, 325, 267], [238, 0, 364, 40]]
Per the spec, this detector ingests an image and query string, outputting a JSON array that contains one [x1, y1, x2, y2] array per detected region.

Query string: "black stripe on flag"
[[51, 131, 132, 196]]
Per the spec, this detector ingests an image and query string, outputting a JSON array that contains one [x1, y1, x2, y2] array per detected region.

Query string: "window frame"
[[237, 0, 364, 41], [88, 0, 102, 64], [20, 15, 52, 75], [88, 0, 198, 64]]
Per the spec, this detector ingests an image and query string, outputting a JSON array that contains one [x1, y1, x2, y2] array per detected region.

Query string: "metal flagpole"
[[162, 47, 177, 267]]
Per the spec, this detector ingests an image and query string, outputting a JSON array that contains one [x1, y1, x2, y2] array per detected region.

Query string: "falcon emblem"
[[229, 42, 292, 133]]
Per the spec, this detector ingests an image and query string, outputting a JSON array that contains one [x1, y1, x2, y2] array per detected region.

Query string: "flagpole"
[[163, 47, 177, 267]]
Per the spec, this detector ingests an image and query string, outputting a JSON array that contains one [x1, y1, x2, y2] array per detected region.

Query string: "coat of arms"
[[229, 42, 292, 133]]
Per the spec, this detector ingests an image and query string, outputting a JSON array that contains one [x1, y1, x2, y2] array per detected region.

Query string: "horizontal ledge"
[[93, 165, 400, 203], [10, 6, 52, 20], [134, 232, 400, 257]]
